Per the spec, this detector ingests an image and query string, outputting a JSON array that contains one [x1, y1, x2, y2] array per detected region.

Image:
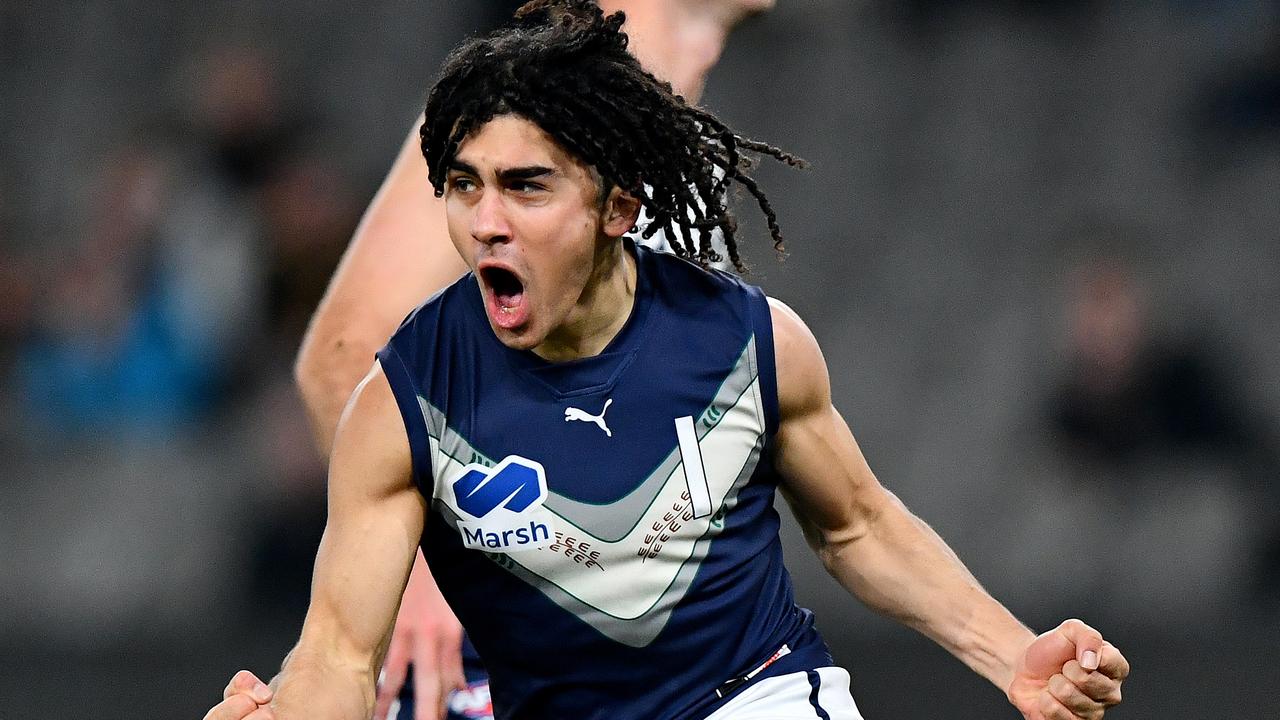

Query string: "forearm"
[[819, 492, 1034, 693], [269, 366, 425, 718]]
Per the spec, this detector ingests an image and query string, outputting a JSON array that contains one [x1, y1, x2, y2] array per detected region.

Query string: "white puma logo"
[[564, 398, 613, 437]]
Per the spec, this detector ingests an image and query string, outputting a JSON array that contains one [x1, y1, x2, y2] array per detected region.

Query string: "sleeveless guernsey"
[[377, 241, 832, 720]]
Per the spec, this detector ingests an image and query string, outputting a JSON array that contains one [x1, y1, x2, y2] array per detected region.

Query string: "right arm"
[[270, 362, 427, 719], [293, 123, 467, 720]]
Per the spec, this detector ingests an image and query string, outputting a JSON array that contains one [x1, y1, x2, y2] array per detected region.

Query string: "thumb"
[[1022, 626, 1077, 681], [224, 670, 272, 705], [1055, 618, 1105, 671]]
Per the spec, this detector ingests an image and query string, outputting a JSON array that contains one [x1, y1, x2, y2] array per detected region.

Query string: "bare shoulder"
[[339, 361, 398, 423], [329, 360, 415, 500], [767, 297, 831, 419]]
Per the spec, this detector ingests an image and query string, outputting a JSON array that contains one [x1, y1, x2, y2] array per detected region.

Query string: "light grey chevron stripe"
[[416, 398, 494, 470], [431, 432, 765, 648]]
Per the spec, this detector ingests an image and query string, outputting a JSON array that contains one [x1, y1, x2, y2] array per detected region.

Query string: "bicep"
[[297, 362, 426, 669]]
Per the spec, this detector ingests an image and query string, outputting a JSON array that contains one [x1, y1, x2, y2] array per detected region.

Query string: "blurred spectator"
[[243, 376, 327, 616], [190, 43, 306, 193], [1051, 257, 1251, 464], [0, 249, 36, 367], [1049, 252, 1280, 606], [1198, 26, 1280, 138], [13, 144, 247, 438], [239, 146, 356, 617], [257, 147, 356, 354]]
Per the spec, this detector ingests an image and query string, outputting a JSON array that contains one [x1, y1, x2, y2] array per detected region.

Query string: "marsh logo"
[[452, 456, 556, 552]]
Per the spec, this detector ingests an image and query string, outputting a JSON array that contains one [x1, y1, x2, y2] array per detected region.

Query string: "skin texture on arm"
[[268, 362, 427, 719], [608, 0, 773, 103], [767, 298, 1128, 720]]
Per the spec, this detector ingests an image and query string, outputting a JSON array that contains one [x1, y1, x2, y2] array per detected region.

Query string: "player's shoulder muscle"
[[767, 297, 832, 421], [330, 361, 415, 503]]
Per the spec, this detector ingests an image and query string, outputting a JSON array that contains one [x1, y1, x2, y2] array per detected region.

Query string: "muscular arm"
[[270, 362, 426, 719], [767, 298, 1035, 693]]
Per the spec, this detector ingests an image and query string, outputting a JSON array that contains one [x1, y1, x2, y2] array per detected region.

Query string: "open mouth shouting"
[[478, 261, 530, 331]]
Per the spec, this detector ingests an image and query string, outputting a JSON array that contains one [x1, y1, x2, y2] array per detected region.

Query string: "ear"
[[601, 187, 642, 239]]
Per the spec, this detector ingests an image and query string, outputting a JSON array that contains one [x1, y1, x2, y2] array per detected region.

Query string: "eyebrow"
[[447, 161, 556, 182], [498, 165, 555, 181]]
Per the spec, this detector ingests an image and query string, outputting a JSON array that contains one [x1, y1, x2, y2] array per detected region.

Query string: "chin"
[[489, 322, 543, 351]]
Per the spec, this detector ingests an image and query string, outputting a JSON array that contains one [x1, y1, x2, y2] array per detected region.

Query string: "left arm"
[[767, 298, 1127, 719]]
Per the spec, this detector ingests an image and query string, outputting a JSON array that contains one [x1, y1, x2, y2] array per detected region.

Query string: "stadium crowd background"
[[2, 1, 1278, 717]]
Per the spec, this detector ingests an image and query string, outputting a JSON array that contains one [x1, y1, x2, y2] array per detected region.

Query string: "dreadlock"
[[419, 0, 804, 272]]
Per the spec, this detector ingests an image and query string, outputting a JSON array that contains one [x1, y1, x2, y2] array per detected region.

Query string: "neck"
[[532, 240, 637, 363], [603, 0, 741, 103]]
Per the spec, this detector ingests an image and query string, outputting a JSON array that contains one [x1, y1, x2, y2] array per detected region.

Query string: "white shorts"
[[704, 667, 864, 720]]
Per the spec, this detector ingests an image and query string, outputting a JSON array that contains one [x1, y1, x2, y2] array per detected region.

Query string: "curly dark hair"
[[419, 0, 804, 272]]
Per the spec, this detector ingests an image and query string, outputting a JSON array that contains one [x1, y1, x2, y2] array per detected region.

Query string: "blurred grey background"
[[2, 0, 1279, 717]]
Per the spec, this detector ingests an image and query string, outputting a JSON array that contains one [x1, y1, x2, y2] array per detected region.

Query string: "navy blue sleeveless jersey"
[[377, 242, 832, 720]]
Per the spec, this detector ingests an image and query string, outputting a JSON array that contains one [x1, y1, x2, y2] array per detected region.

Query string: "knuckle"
[[1064, 617, 1101, 640], [1046, 705, 1072, 720], [1085, 674, 1117, 698], [1049, 674, 1098, 715], [1061, 660, 1084, 677], [224, 670, 258, 700], [1116, 656, 1132, 680], [1048, 674, 1073, 700]]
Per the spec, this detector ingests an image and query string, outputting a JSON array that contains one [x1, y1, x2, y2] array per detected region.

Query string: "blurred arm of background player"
[[768, 298, 1129, 720], [288, 2, 776, 719]]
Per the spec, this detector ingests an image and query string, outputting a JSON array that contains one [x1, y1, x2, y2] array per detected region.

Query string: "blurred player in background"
[[206, 2, 777, 720]]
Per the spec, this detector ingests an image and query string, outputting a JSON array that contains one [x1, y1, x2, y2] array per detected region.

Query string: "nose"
[[471, 188, 511, 246]]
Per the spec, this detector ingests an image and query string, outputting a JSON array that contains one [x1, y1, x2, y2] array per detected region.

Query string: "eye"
[[448, 176, 477, 193]]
